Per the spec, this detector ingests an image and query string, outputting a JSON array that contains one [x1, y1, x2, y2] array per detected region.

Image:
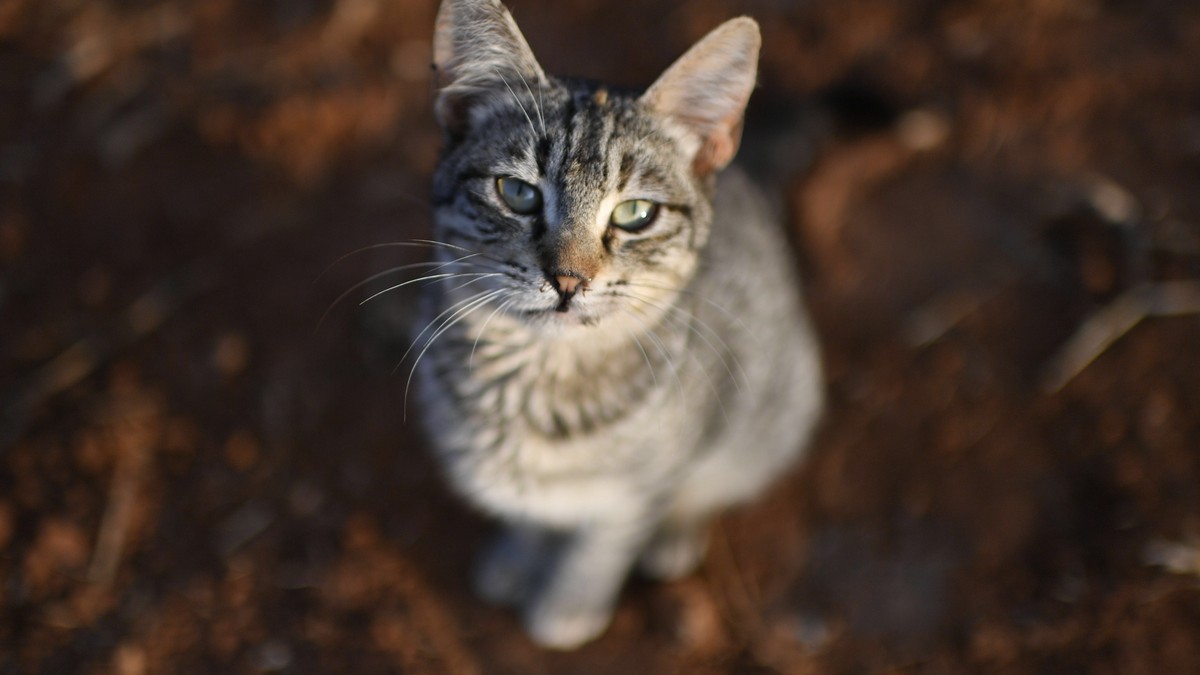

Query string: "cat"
[[413, 0, 823, 649]]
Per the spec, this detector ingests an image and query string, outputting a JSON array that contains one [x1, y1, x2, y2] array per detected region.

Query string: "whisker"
[[618, 280, 761, 345], [411, 238, 514, 267], [616, 289, 747, 393], [316, 254, 491, 331], [516, 69, 545, 136], [404, 288, 508, 420], [396, 283, 501, 372], [618, 304, 685, 419], [443, 273, 504, 296], [621, 315, 658, 390], [496, 70, 538, 139], [358, 271, 499, 306], [617, 292, 736, 424], [316, 240, 482, 283], [470, 296, 517, 369], [632, 313, 688, 439], [537, 79, 545, 138], [646, 294, 745, 387]]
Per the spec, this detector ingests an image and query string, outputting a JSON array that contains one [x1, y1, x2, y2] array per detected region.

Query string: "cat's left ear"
[[641, 18, 760, 176], [432, 0, 547, 134]]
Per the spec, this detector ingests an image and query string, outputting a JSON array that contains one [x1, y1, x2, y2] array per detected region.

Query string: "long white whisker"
[[396, 287, 497, 385], [616, 309, 662, 436], [358, 271, 498, 306], [317, 240, 489, 282], [620, 280, 761, 345], [620, 292, 734, 424], [397, 283, 498, 371], [516, 69, 545, 135], [470, 296, 517, 369], [443, 273, 503, 296], [496, 70, 537, 138], [411, 238, 514, 268], [317, 254, 492, 331], [632, 313, 687, 438], [619, 303, 684, 411], [404, 288, 507, 420], [621, 316, 658, 390], [624, 290, 747, 392]]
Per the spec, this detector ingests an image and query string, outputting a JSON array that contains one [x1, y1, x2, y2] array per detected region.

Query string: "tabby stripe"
[[535, 135, 552, 175], [530, 213, 547, 241], [617, 153, 635, 192], [558, 94, 578, 173], [662, 203, 693, 219]]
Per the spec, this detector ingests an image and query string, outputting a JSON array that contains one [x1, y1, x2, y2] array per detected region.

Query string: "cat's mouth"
[[513, 277, 604, 327], [520, 302, 601, 327]]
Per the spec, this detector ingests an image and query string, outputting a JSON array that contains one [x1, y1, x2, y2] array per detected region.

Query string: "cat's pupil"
[[497, 176, 541, 214]]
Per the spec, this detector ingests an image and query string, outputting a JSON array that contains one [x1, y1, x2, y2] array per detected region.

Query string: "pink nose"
[[555, 275, 582, 295]]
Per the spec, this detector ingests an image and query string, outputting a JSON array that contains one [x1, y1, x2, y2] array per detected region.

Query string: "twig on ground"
[[88, 390, 160, 586], [707, 521, 822, 673], [1144, 538, 1200, 580], [904, 286, 1001, 347], [706, 521, 765, 641], [1042, 280, 1200, 392]]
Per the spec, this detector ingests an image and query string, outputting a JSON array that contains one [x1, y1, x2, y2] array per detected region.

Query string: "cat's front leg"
[[638, 515, 710, 581], [523, 517, 652, 649]]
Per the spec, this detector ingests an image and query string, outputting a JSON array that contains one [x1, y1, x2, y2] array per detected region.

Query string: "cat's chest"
[[436, 333, 665, 446], [424, 341, 686, 521], [419, 327, 693, 520]]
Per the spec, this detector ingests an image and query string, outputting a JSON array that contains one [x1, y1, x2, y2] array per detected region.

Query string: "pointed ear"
[[641, 18, 760, 175], [432, 0, 547, 134]]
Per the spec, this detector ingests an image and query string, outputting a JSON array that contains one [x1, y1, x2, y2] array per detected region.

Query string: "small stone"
[[1088, 177, 1139, 225], [252, 639, 293, 672], [224, 430, 260, 472], [112, 644, 147, 675], [897, 109, 950, 151], [213, 332, 251, 377]]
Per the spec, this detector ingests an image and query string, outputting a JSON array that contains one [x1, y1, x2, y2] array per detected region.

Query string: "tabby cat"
[[414, 0, 823, 649]]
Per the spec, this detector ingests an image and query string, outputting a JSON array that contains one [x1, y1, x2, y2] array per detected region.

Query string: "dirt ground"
[[3, 0, 1200, 672]]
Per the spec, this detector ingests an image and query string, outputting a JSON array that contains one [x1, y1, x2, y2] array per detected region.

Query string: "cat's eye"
[[610, 199, 659, 231], [496, 177, 542, 215]]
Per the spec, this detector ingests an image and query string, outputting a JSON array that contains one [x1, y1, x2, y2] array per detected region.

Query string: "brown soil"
[[3, 0, 1200, 673]]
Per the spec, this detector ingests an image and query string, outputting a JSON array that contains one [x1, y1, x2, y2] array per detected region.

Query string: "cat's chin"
[[519, 307, 603, 333]]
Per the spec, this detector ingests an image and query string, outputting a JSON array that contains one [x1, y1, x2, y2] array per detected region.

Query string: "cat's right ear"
[[432, 0, 547, 135], [641, 18, 761, 176]]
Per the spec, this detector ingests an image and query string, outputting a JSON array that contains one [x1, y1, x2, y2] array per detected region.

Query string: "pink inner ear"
[[691, 114, 744, 177], [640, 18, 760, 176]]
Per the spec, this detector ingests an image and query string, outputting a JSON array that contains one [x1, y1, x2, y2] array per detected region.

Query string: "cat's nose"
[[548, 271, 588, 297], [556, 275, 582, 295]]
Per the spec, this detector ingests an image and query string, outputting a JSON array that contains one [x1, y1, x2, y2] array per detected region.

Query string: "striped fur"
[[416, 0, 823, 649]]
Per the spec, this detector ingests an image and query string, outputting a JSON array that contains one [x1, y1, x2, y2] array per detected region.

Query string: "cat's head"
[[429, 0, 759, 334]]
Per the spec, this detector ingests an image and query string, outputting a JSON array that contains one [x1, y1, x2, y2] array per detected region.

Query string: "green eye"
[[610, 199, 659, 231], [496, 177, 542, 215]]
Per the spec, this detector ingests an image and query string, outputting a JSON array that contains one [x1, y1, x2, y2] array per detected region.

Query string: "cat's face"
[[429, 0, 759, 335], [431, 83, 710, 333]]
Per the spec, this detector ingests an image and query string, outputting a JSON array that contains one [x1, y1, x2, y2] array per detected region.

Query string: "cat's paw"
[[524, 598, 613, 650], [638, 526, 708, 581]]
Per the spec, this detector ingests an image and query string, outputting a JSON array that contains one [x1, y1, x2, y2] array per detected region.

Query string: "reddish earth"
[[3, 0, 1200, 673]]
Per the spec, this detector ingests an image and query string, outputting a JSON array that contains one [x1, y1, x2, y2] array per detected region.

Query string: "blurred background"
[[3, 0, 1200, 672]]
